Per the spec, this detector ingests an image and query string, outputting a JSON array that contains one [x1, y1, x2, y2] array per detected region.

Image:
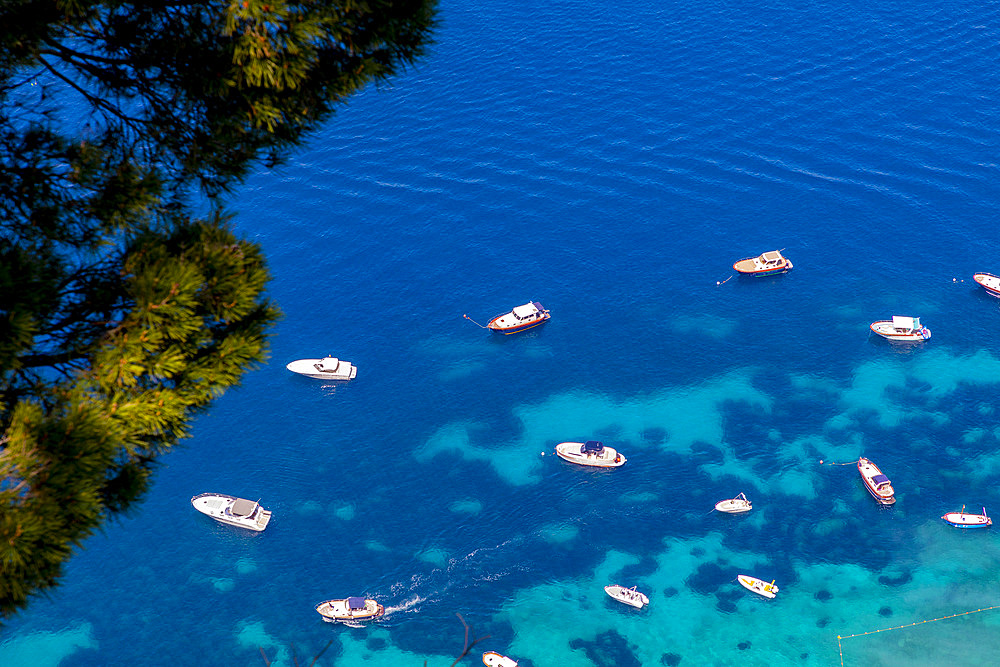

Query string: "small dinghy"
[[604, 584, 649, 609], [869, 316, 931, 342], [191, 493, 272, 532], [732, 249, 793, 276], [554, 440, 626, 468], [942, 506, 992, 528], [715, 492, 752, 514], [482, 651, 519, 667], [858, 457, 895, 505], [974, 273, 1000, 298], [286, 356, 357, 380], [315, 597, 384, 622], [738, 575, 778, 599]]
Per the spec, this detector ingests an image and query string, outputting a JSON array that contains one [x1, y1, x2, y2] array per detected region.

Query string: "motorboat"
[[604, 584, 649, 609], [738, 575, 778, 599], [869, 316, 930, 342], [715, 492, 752, 514], [942, 506, 992, 528], [732, 250, 793, 276], [554, 440, 626, 468], [285, 356, 357, 380], [482, 652, 519, 667], [973, 273, 1000, 298], [487, 301, 550, 334], [858, 457, 895, 505], [315, 597, 385, 622], [191, 493, 272, 532]]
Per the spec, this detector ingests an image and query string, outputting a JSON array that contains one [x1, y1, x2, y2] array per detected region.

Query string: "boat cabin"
[[230, 498, 258, 518], [347, 597, 367, 612], [511, 302, 544, 320], [759, 251, 785, 265], [890, 316, 920, 333], [581, 440, 605, 455]]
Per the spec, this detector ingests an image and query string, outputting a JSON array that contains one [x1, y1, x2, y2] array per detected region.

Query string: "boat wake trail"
[[383, 594, 425, 616]]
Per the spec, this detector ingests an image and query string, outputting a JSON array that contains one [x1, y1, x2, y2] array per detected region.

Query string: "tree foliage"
[[0, 0, 436, 618]]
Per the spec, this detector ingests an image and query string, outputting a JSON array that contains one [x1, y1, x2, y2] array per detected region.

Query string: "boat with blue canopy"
[[554, 440, 626, 468], [858, 457, 895, 505], [316, 596, 384, 622]]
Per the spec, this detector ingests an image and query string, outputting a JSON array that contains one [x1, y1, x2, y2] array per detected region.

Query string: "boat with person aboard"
[[715, 492, 752, 514], [738, 575, 778, 599], [858, 457, 895, 505], [191, 493, 272, 532], [869, 316, 931, 342], [315, 597, 385, 622], [942, 506, 992, 528], [554, 440, 626, 468], [732, 249, 793, 276], [604, 584, 649, 609], [973, 273, 1000, 298], [285, 356, 357, 380], [482, 651, 519, 667]]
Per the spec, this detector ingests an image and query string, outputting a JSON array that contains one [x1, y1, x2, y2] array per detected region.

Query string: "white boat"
[[857, 457, 895, 505], [974, 273, 1000, 298], [191, 493, 272, 532], [715, 492, 752, 514], [869, 316, 931, 342], [604, 584, 649, 608], [554, 441, 626, 468], [732, 249, 793, 276], [315, 597, 384, 622], [486, 301, 550, 334], [482, 651, 519, 667], [285, 356, 357, 380], [942, 506, 992, 528], [738, 575, 778, 599]]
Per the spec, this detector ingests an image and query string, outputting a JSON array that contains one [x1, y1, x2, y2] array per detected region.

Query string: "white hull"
[[858, 457, 895, 505], [482, 651, 519, 667], [738, 575, 778, 598], [316, 598, 384, 622], [715, 493, 751, 513], [974, 273, 1000, 298], [870, 320, 930, 341], [604, 584, 648, 608], [555, 442, 626, 468], [942, 507, 991, 528], [191, 493, 271, 532], [286, 357, 357, 380]]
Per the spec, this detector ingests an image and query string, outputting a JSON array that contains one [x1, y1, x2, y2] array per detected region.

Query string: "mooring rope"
[[819, 458, 861, 466], [463, 314, 488, 329], [716, 275, 732, 285], [837, 605, 1000, 666]]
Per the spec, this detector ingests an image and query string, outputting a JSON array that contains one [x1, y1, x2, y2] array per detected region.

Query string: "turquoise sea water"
[[4, 1, 1000, 665]]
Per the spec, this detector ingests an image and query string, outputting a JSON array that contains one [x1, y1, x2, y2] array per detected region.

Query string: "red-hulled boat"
[[486, 301, 549, 334], [973, 273, 1000, 298]]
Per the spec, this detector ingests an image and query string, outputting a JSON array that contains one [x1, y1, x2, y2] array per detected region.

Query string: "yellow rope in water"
[[837, 605, 1000, 666]]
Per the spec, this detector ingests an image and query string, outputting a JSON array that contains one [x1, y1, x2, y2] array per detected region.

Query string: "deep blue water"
[[5, 1, 1000, 665]]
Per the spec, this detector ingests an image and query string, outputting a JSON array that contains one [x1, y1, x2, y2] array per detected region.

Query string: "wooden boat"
[[942, 506, 992, 528], [715, 492, 752, 514], [486, 301, 550, 334], [191, 493, 272, 532], [554, 440, 626, 468], [285, 356, 357, 380], [482, 652, 519, 667], [973, 273, 1000, 298], [869, 316, 930, 342], [732, 250, 792, 276], [604, 584, 649, 609], [315, 597, 384, 622], [858, 457, 895, 505], [738, 575, 778, 599]]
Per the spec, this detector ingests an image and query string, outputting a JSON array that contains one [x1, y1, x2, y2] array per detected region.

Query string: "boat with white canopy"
[[191, 493, 272, 532], [315, 597, 384, 622], [286, 356, 357, 380], [869, 316, 930, 342], [554, 440, 626, 468]]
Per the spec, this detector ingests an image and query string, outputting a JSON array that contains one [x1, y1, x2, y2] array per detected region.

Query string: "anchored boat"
[[715, 492, 752, 514], [738, 575, 778, 599], [942, 506, 992, 528], [869, 316, 931, 342], [286, 356, 357, 380], [732, 250, 793, 276], [858, 457, 895, 505], [191, 493, 272, 532], [315, 597, 384, 622], [604, 584, 649, 609], [973, 273, 1000, 298], [487, 301, 550, 334], [554, 440, 626, 468]]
